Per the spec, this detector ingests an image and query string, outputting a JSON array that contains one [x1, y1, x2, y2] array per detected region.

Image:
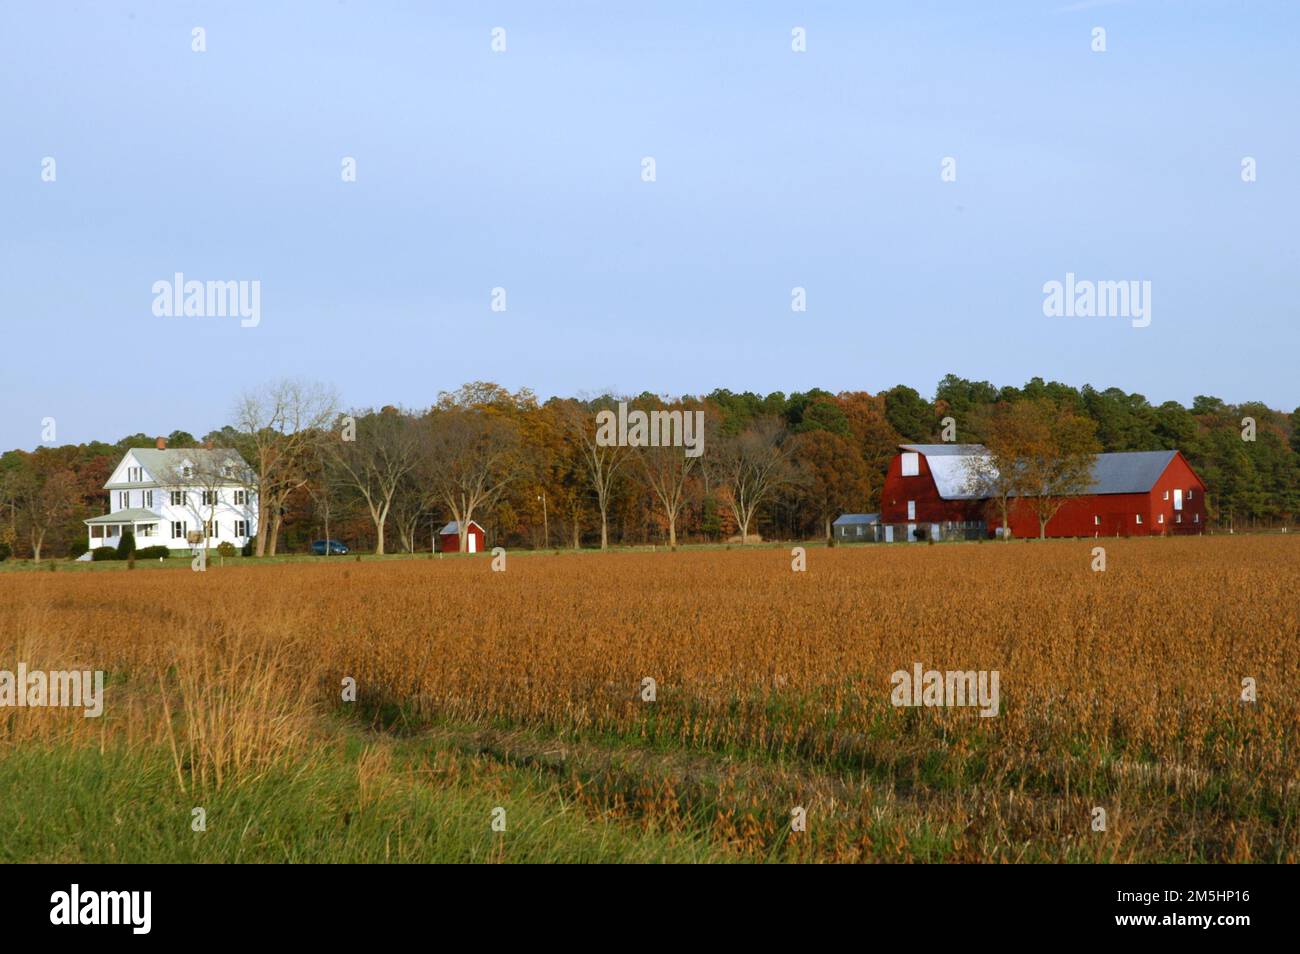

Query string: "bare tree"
[[390, 469, 430, 553], [711, 416, 793, 544], [636, 404, 700, 550], [564, 397, 631, 550], [232, 380, 338, 555], [22, 470, 79, 561], [419, 408, 522, 552], [330, 407, 421, 555]]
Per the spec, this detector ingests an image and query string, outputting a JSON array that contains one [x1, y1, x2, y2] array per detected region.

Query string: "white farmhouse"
[[85, 440, 258, 554]]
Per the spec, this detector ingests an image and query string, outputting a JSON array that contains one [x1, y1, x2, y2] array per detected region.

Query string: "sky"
[[2, 0, 1297, 450]]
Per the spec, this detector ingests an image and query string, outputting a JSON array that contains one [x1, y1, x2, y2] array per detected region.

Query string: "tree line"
[[2, 374, 1297, 559]]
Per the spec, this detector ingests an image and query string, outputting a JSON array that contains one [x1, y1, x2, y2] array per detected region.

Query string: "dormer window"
[[180, 462, 193, 479], [126, 466, 143, 482]]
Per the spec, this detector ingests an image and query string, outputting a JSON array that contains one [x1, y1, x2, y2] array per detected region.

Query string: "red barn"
[[437, 520, 486, 553], [879, 444, 1206, 540]]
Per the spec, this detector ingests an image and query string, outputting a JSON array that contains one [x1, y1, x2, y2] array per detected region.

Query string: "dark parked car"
[[311, 540, 349, 555]]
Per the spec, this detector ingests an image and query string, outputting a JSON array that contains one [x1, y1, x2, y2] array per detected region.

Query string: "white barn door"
[[467, 532, 477, 553]]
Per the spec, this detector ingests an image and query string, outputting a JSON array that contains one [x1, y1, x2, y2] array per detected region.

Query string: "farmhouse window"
[[235, 520, 248, 537], [171, 491, 185, 506], [205, 520, 217, 539], [171, 521, 186, 538], [907, 500, 916, 520], [202, 491, 218, 506], [144, 490, 153, 508], [118, 491, 129, 509], [901, 452, 920, 477], [233, 490, 247, 506]]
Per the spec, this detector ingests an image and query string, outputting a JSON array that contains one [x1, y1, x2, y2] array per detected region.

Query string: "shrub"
[[136, 545, 171, 560], [91, 547, 118, 561], [242, 537, 256, 557], [115, 530, 136, 560], [69, 540, 89, 559], [0, 541, 11, 562], [216, 541, 237, 558]]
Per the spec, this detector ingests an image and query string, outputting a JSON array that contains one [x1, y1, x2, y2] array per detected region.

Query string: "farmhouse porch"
[[84, 509, 161, 549]]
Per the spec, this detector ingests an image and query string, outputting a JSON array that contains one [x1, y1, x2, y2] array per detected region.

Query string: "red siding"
[[438, 523, 486, 552], [882, 449, 1207, 539], [880, 451, 984, 525]]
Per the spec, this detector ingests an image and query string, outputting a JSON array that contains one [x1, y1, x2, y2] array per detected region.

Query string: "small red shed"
[[438, 520, 486, 553]]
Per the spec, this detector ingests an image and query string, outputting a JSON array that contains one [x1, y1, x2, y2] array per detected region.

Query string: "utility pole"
[[538, 492, 548, 549]]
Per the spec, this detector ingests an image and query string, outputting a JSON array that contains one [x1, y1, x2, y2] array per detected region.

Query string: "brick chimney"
[[155, 436, 167, 450]]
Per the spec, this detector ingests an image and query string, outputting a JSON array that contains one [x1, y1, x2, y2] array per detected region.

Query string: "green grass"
[[0, 734, 734, 863]]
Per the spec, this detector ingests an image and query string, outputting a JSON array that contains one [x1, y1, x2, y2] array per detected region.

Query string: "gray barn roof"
[[1083, 450, 1179, 495]]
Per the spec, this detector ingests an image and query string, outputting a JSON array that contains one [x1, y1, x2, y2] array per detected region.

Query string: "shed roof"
[[439, 520, 484, 534], [833, 513, 879, 526]]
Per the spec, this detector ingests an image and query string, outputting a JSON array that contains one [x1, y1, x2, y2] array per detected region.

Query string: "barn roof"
[[899, 444, 986, 457], [1084, 450, 1179, 495], [900, 444, 989, 499], [833, 513, 879, 526], [902, 444, 1184, 499]]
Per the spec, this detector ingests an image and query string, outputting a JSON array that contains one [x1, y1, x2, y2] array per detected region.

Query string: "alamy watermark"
[[595, 402, 705, 457], [1042, 272, 1150, 328], [152, 272, 260, 327], [890, 663, 1000, 717], [0, 665, 104, 717]]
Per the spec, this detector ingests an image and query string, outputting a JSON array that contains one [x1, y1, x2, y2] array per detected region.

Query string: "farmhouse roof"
[[106, 448, 250, 489]]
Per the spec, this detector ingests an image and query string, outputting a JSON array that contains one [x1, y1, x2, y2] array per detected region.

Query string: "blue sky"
[[2, 1, 1297, 449]]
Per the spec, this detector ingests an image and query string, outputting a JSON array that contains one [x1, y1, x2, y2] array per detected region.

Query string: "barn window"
[[901, 452, 919, 477], [1158, 514, 1164, 524], [1163, 490, 1169, 500], [907, 500, 916, 520], [1176, 514, 1182, 524], [855, 525, 863, 537], [1135, 514, 1142, 524], [1194, 513, 1200, 523], [1187, 489, 1193, 500], [1094, 515, 1100, 526]]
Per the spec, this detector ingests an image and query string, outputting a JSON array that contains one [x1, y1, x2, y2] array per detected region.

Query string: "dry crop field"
[[1, 536, 1296, 863]]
